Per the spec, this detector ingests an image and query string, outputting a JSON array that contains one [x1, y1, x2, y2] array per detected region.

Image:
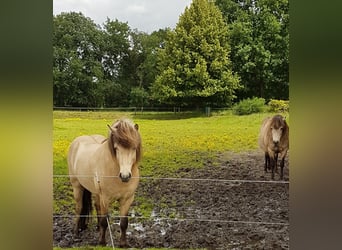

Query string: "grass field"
[[53, 110, 288, 249]]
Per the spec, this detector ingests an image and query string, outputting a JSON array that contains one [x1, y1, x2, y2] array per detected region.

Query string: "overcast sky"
[[53, 0, 193, 33]]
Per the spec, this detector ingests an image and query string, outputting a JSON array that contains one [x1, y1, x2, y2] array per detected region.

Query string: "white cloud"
[[125, 4, 147, 14], [53, 0, 192, 33]]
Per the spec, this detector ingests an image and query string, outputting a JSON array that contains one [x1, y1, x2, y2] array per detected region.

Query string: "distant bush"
[[233, 97, 266, 115], [268, 99, 289, 112]]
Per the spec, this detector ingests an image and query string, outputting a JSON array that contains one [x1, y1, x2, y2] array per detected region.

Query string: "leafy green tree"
[[129, 87, 150, 107], [101, 18, 131, 106], [152, 0, 240, 107], [138, 29, 169, 92], [53, 12, 104, 107], [117, 28, 169, 107], [215, 0, 289, 100]]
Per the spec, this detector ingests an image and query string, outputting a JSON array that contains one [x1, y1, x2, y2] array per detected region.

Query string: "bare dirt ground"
[[53, 151, 289, 249]]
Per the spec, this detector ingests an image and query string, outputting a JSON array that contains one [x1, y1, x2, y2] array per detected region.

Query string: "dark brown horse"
[[258, 115, 289, 180], [67, 118, 142, 246]]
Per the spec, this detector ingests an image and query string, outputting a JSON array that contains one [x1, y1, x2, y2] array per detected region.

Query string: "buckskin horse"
[[258, 114, 289, 180], [67, 118, 142, 246]]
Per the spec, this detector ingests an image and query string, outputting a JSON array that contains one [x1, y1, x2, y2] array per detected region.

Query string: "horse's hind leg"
[[94, 194, 101, 231], [70, 180, 84, 235], [118, 196, 134, 248]]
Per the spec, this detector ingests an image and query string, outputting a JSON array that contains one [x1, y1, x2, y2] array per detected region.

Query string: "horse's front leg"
[[98, 197, 110, 246], [271, 157, 276, 180], [268, 151, 276, 180], [274, 153, 279, 173], [264, 152, 270, 172], [119, 195, 134, 248]]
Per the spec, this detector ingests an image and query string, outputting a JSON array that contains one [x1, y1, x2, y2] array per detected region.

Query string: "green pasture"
[[53, 110, 288, 249], [53, 110, 288, 176]]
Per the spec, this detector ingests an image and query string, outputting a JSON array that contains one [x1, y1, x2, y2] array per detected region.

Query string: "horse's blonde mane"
[[107, 119, 142, 162]]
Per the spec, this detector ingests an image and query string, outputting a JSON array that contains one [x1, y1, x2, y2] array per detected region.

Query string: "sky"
[[53, 0, 193, 33]]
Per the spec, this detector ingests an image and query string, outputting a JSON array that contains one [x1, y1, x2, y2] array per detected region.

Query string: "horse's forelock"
[[271, 115, 286, 129], [108, 119, 142, 161]]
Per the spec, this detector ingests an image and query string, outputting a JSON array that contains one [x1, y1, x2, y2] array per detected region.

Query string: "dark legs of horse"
[[71, 181, 92, 236], [270, 158, 275, 180], [98, 215, 108, 246], [119, 216, 129, 247], [118, 196, 134, 247], [264, 153, 268, 172], [94, 195, 101, 231], [274, 153, 279, 173], [73, 189, 83, 235], [264, 152, 270, 172], [79, 189, 92, 232], [97, 197, 110, 246], [280, 157, 285, 180], [270, 155, 277, 180]]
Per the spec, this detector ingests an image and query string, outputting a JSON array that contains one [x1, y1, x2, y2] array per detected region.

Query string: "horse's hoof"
[[119, 241, 129, 248], [98, 240, 106, 246], [73, 227, 81, 236]]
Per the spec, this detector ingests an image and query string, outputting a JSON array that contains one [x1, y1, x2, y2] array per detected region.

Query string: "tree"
[[101, 18, 132, 106], [151, 0, 240, 107], [53, 12, 104, 107], [119, 28, 169, 107], [215, 0, 289, 100]]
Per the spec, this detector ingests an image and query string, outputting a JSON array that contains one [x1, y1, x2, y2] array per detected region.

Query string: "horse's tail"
[[79, 188, 92, 230]]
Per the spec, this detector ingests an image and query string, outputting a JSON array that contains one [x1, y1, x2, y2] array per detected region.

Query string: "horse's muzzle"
[[119, 173, 132, 182]]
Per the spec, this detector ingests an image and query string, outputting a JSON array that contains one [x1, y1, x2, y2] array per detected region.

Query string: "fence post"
[[205, 106, 211, 117]]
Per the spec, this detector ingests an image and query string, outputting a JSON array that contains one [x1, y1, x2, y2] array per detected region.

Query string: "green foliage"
[[267, 99, 289, 112], [53, 13, 168, 108], [53, 1, 289, 108], [152, 0, 241, 107], [53, 12, 105, 107], [130, 87, 150, 107], [232, 97, 266, 115], [216, 0, 289, 100]]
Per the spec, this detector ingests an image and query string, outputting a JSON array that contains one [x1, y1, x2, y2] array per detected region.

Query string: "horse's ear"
[[107, 124, 115, 133], [134, 124, 139, 131]]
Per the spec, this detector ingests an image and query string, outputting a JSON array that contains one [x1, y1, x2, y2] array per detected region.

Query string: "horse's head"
[[270, 115, 288, 145], [107, 119, 141, 182]]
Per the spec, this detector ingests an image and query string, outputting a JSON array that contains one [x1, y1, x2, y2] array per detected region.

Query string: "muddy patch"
[[53, 151, 289, 249]]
